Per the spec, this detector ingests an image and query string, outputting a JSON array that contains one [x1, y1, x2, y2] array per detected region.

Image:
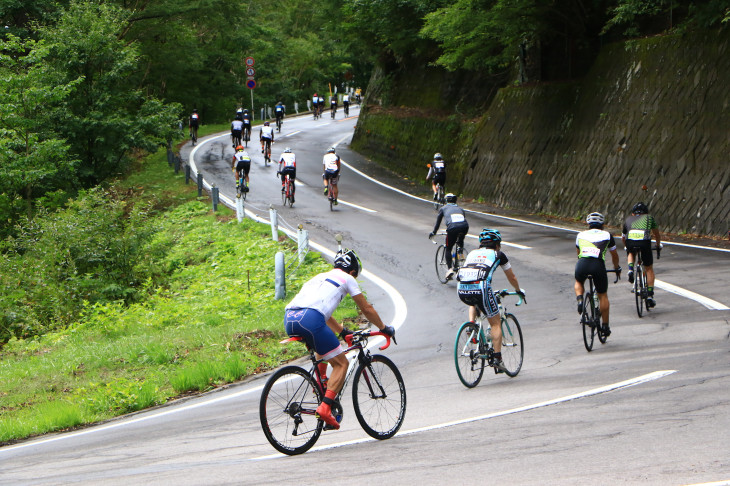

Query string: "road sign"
[[246, 67, 255, 77], [245, 57, 255, 67], [246, 79, 256, 89]]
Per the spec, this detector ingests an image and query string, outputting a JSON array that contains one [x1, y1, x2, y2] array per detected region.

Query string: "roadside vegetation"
[[0, 145, 357, 445]]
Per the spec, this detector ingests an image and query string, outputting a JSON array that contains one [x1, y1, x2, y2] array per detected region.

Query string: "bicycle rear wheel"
[[454, 321, 485, 388], [434, 245, 449, 284], [352, 354, 406, 440], [500, 314, 523, 377], [582, 293, 595, 351], [259, 366, 323, 456], [634, 265, 644, 317]]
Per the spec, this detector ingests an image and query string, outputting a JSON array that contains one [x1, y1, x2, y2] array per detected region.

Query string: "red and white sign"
[[246, 67, 255, 77], [245, 57, 255, 67]]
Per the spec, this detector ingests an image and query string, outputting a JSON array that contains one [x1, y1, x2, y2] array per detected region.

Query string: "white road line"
[[654, 280, 729, 310], [281, 130, 301, 137], [465, 233, 531, 250], [251, 370, 677, 460], [334, 199, 377, 213]]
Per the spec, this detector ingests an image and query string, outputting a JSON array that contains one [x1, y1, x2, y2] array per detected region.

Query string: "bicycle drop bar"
[[497, 289, 526, 305], [344, 330, 395, 351]]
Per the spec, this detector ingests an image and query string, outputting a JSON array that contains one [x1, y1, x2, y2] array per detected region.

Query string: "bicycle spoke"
[[454, 322, 485, 387], [352, 355, 406, 440]]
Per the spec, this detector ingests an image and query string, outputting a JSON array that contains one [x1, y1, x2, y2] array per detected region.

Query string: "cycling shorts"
[[324, 170, 340, 185], [280, 166, 296, 180], [432, 172, 445, 186], [284, 308, 342, 360], [575, 258, 608, 294], [235, 160, 251, 176], [457, 280, 499, 318], [626, 240, 653, 266], [231, 129, 242, 138]]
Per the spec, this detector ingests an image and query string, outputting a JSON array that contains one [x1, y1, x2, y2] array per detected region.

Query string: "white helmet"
[[586, 212, 605, 225]]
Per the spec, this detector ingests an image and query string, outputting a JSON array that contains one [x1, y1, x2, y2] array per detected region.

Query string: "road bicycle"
[[331, 106, 337, 119], [235, 171, 248, 200], [281, 173, 294, 207], [433, 182, 445, 211], [276, 116, 283, 133], [629, 244, 661, 318], [190, 127, 197, 146], [313, 105, 320, 120], [454, 290, 525, 388], [580, 268, 620, 351], [243, 125, 251, 147], [344, 103, 350, 117], [259, 330, 406, 456], [430, 232, 465, 284], [325, 177, 337, 210], [262, 139, 272, 167]]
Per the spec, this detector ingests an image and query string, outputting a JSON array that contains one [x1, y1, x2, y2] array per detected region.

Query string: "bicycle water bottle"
[[593, 292, 599, 311]]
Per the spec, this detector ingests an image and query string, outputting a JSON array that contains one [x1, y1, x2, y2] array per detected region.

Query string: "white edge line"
[[251, 370, 677, 460], [464, 233, 531, 250], [654, 279, 729, 310], [334, 199, 377, 213]]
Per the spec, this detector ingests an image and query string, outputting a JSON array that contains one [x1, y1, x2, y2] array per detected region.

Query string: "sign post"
[[245, 57, 256, 114]]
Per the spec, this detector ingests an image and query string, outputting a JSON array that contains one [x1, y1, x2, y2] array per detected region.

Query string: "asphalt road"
[[2, 107, 729, 486]]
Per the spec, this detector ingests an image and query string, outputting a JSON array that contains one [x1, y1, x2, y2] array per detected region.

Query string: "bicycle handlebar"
[[498, 289, 526, 306], [607, 267, 621, 283], [344, 330, 395, 351]]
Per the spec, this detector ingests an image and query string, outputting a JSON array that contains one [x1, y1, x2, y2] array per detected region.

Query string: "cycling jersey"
[[622, 214, 657, 241], [457, 248, 511, 318], [432, 203, 468, 233], [233, 151, 251, 175], [231, 119, 244, 131], [242, 114, 252, 126], [343, 94, 350, 104], [189, 113, 199, 127], [275, 105, 284, 117], [323, 153, 340, 172], [286, 269, 361, 321], [576, 229, 616, 261], [432, 160, 446, 173], [279, 152, 296, 168], [260, 125, 274, 140]]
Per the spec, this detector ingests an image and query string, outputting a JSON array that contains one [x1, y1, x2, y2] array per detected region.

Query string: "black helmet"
[[632, 202, 649, 214], [333, 249, 362, 277], [445, 193, 457, 203]]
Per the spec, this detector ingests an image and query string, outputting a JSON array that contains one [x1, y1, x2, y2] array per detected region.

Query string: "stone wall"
[[353, 29, 730, 236]]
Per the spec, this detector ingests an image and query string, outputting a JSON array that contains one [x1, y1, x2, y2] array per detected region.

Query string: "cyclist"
[[284, 249, 395, 430], [322, 146, 341, 204], [575, 212, 621, 337], [426, 153, 446, 201], [622, 202, 662, 308], [457, 229, 525, 373], [235, 107, 243, 120], [230, 116, 244, 148], [312, 92, 319, 117], [318, 95, 325, 115], [189, 109, 200, 141], [274, 101, 285, 126], [231, 146, 251, 194], [342, 92, 350, 115], [241, 109, 252, 141], [429, 193, 469, 280], [277, 147, 297, 202], [330, 95, 338, 118], [260, 121, 274, 155]]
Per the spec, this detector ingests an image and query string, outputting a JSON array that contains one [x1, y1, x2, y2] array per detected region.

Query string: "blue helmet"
[[479, 228, 502, 245]]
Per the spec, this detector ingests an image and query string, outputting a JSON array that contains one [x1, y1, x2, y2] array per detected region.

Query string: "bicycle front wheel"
[[501, 314, 524, 377], [454, 321, 485, 388], [435, 245, 449, 284], [582, 293, 595, 352], [259, 366, 323, 456], [352, 354, 406, 440]]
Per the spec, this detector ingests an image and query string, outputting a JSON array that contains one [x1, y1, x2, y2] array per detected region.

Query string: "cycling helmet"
[[445, 193, 457, 203], [479, 228, 502, 245], [284, 147, 291, 153], [327, 146, 336, 154], [264, 121, 270, 126], [243, 109, 248, 114], [632, 202, 649, 214], [193, 109, 198, 112], [236, 145, 244, 151], [586, 212, 605, 225], [434, 153, 443, 160], [333, 248, 362, 277]]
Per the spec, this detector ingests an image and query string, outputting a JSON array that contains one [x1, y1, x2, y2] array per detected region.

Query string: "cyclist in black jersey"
[[429, 193, 469, 280], [622, 202, 662, 308]]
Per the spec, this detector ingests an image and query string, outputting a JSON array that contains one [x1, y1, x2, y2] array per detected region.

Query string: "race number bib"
[[457, 267, 481, 282], [451, 214, 465, 223], [580, 247, 601, 258]]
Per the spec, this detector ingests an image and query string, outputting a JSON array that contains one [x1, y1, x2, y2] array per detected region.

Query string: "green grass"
[[0, 142, 358, 444]]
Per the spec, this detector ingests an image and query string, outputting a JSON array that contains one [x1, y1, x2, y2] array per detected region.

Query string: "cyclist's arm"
[[432, 212, 444, 234], [503, 267, 521, 293], [651, 228, 661, 247], [609, 248, 620, 270], [325, 316, 346, 335], [351, 293, 386, 331]]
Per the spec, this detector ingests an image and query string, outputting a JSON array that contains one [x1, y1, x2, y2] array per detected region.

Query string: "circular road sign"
[[246, 79, 256, 89], [246, 67, 255, 77], [245, 57, 255, 67]]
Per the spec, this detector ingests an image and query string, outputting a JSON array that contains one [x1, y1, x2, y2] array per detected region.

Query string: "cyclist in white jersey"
[[322, 146, 341, 202], [230, 118, 244, 147], [426, 153, 446, 200], [284, 249, 395, 430], [277, 148, 297, 201], [260, 121, 274, 153]]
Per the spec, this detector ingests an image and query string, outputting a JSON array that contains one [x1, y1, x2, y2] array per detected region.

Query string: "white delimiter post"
[[297, 225, 309, 263], [274, 252, 285, 300], [236, 196, 244, 222], [269, 206, 278, 241]]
